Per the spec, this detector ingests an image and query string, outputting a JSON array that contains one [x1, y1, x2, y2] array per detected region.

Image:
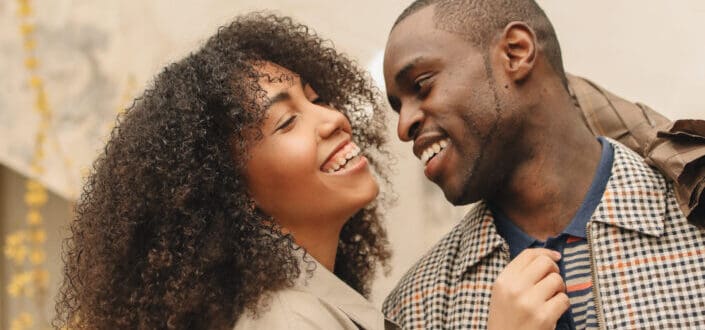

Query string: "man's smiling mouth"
[[421, 138, 449, 165]]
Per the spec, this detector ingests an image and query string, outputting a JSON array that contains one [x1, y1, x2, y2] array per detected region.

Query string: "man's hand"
[[487, 248, 570, 330]]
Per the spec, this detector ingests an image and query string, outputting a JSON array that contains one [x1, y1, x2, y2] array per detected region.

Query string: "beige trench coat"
[[234, 251, 400, 330]]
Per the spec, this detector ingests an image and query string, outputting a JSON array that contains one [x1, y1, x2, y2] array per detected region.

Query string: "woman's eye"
[[276, 115, 297, 132]]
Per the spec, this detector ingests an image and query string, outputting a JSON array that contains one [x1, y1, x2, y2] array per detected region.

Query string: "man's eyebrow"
[[262, 92, 292, 111], [394, 56, 425, 85]]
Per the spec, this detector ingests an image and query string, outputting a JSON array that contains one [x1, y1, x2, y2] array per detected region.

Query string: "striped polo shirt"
[[492, 137, 614, 330]]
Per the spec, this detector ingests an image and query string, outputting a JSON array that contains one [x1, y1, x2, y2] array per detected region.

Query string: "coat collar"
[[455, 202, 507, 277], [455, 139, 668, 275], [293, 250, 386, 330], [588, 138, 668, 237]]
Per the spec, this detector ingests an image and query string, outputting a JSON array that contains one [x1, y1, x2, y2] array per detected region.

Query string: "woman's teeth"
[[324, 144, 361, 173], [421, 139, 449, 165]]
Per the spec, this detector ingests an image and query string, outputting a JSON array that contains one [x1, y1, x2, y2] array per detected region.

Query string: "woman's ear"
[[496, 21, 537, 83]]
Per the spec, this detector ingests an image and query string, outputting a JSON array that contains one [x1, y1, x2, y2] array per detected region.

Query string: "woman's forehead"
[[255, 61, 301, 87]]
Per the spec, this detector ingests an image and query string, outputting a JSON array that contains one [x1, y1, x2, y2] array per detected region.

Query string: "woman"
[[55, 13, 392, 330], [54, 13, 566, 330]]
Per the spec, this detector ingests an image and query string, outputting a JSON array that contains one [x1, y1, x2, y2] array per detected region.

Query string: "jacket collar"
[[293, 250, 386, 330], [455, 202, 507, 277], [455, 139, 668, 276], [588, 139, 668, 237]]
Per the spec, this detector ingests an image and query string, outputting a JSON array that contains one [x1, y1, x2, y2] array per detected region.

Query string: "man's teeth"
[[325, 145, 361, 173], [421, 139, 449, 165]]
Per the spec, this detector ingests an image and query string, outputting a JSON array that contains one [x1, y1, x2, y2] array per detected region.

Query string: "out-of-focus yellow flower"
[[4, 232, 29, 263], [18, 2, 32, 17], [29, 249, 45, 264], [30, 163, 45, 175], [24, 56, 37, 70], [34, 269, 49, 288], [26, 179, 42, 191], [6, 231, 26, 246], [7, 281, 22, 297], [7, 245, 28, 265], [19, 23, 34, 36], [9, 312, 33, 330], [33, 148, 45, 161], [24, 189, 48, 207], [36, 99, 49, 113], [26, 210, 42, 225], [29, 229, 46, 243], [11, 1, 52, 324], [29, 75, 42, 88], [7, 272, 34, 297], [23, 38, 36, 51], [19, 312, 33, 325], [36, 90, 49, 113]]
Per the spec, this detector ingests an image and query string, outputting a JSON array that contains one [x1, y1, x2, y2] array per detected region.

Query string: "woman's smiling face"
[[244, 62, 379, 233]]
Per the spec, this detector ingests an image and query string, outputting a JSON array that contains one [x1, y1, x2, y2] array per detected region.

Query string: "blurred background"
[[1, 0, 703, 328]]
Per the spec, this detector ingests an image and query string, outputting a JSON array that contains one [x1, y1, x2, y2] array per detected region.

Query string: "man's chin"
[[441, 184, 480, 206]]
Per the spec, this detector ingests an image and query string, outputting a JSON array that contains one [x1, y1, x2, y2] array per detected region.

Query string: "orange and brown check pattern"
[[382, 140, 705, 329]]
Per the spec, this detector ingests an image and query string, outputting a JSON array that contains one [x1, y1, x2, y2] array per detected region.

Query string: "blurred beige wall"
[[0, 1, 703, 324]]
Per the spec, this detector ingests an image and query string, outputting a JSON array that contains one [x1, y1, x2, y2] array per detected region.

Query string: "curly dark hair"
[[54, 13, 392, 329]]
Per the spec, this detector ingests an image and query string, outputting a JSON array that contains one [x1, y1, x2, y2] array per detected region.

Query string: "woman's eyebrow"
[[262, 92, 292, 111]]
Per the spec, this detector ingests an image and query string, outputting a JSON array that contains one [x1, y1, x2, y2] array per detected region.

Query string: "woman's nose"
[[317, 106, 351, 140]]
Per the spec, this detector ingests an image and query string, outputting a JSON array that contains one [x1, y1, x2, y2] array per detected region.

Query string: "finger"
[[527, 272, 565, 302], [540, 292, 571, 326], [523, 254, 561, 285], [504, 248, 561, 274]]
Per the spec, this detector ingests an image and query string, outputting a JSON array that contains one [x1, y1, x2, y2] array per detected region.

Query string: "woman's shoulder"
[[233, 287, 359, 330]]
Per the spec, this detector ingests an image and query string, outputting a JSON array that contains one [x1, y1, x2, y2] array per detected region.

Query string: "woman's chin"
[[344, 182, 380, 218], [358, 179, 380, 207]]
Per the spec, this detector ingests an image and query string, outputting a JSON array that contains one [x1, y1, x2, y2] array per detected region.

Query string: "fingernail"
[[553, 251, 562, 259]]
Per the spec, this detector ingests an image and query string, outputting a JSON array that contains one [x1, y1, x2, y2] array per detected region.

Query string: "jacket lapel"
[[295, 253, 386, 330], [455, 202, 507, 277], [590, 139, 667, 237]]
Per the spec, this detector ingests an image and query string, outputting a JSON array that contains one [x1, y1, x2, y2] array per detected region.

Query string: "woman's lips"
[[325, 155, 369, 176], [321, 141, 361, 173]]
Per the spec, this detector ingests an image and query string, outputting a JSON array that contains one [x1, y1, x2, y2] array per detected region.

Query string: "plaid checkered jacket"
[[383, 140, 705, 329]]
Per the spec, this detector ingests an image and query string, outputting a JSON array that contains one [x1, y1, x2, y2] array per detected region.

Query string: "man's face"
[[384, 6, 517, 205]]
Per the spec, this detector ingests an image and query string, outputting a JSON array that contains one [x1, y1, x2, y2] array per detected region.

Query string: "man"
[[381, 1, 705, 329]]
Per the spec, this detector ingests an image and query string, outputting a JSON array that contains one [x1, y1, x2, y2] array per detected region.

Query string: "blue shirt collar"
[[493, 137, 614, 257], [491, 205, 538, 258]]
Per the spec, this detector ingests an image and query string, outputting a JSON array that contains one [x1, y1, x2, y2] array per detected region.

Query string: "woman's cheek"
[[274, 138, 319, 173]]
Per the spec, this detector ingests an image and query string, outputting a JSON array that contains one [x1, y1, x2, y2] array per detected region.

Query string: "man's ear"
[[496, 21, 536, 82]]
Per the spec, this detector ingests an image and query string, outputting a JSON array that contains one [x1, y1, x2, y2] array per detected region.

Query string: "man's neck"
[[491, 102, 602, 241]]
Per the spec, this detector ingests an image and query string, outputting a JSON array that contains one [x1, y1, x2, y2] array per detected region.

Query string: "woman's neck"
[[285, 222, 343, 272]]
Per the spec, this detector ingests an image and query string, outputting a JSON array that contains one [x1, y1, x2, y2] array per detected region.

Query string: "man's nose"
[[397, 102, 424, 142]]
